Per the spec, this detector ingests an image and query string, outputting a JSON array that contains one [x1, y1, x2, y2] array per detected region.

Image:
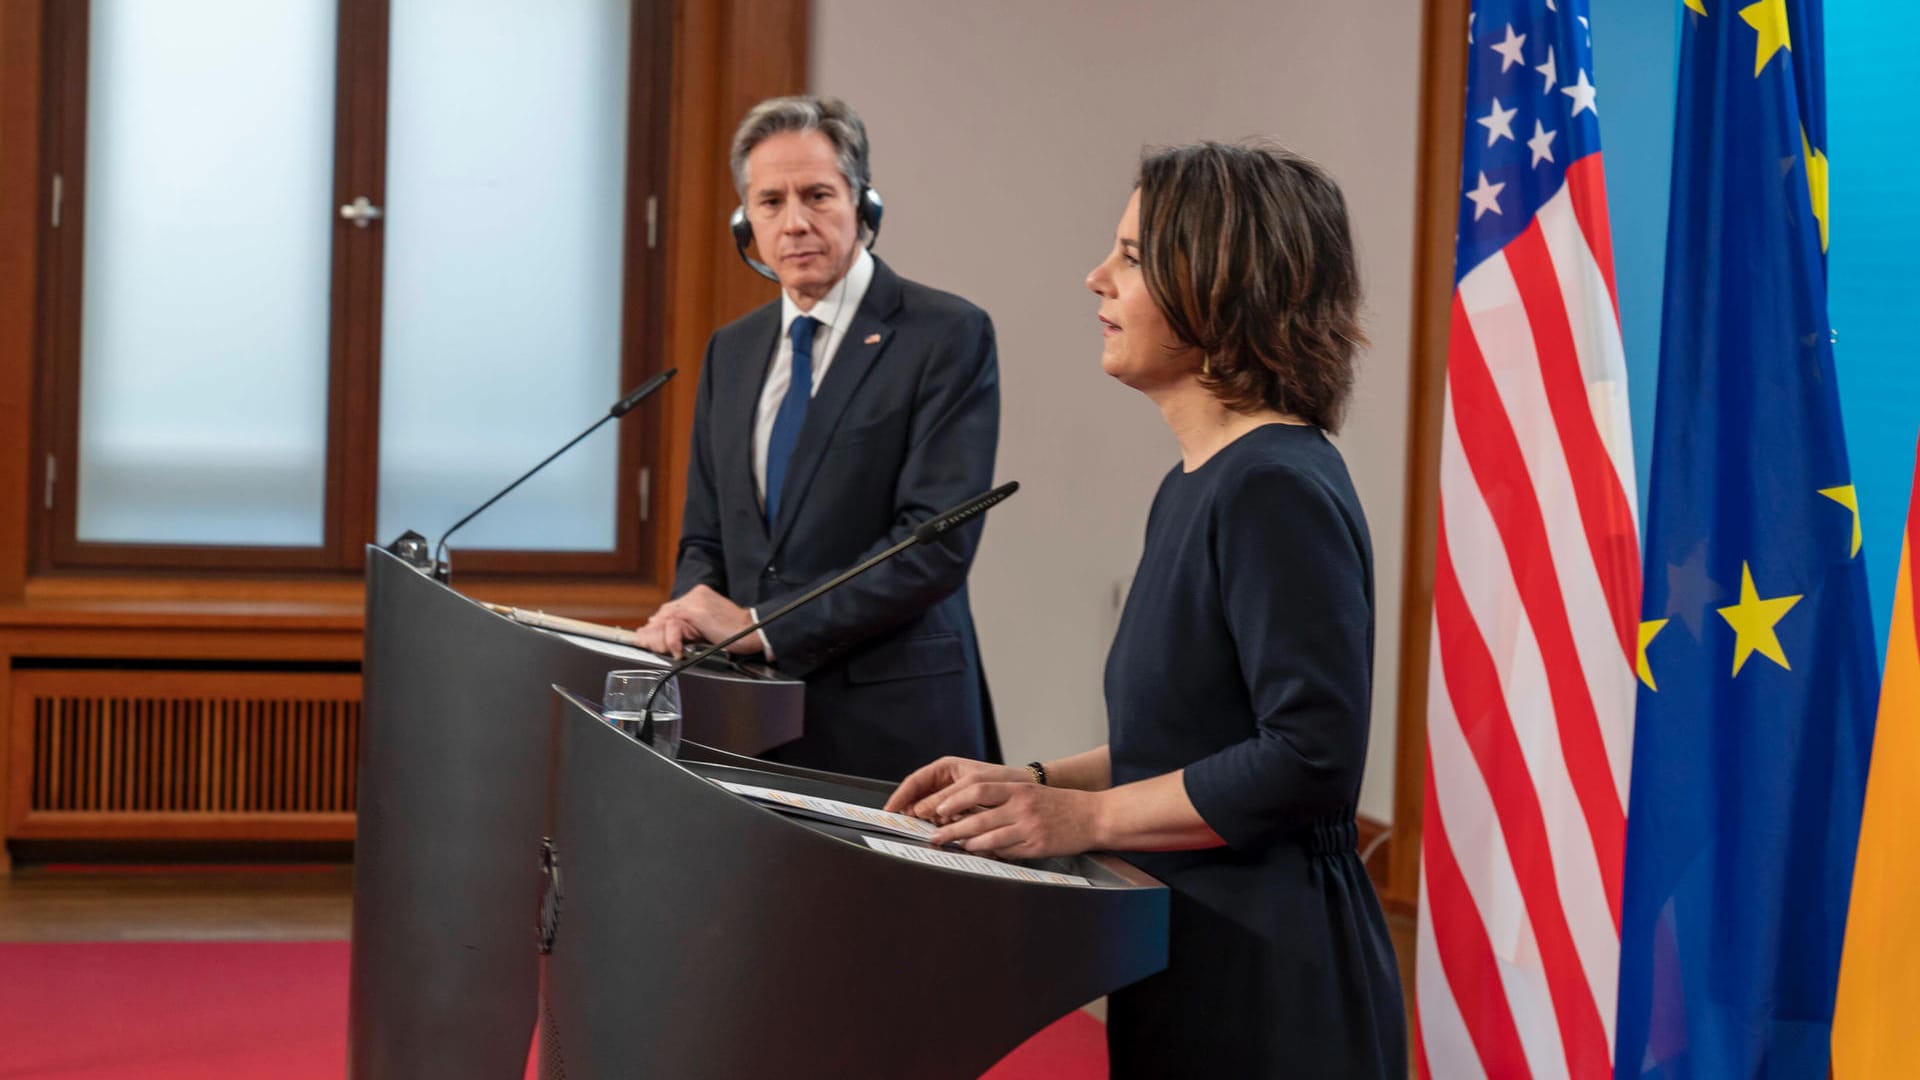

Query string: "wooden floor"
[[0, 864, 354, 942]]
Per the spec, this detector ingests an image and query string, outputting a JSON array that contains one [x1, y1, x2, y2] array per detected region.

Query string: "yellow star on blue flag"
[[1716, 562, 1801, 675]]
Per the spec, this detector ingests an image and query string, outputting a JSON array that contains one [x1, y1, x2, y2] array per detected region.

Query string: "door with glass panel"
[[35, 0, 670, 576]]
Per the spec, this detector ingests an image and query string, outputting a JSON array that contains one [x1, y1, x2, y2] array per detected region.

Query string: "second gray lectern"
[[349, 547, 805, 1079], [536, 688, 1169, 1079]]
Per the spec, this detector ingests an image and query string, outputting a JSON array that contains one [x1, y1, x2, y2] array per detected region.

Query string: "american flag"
[[1414, 1, 1641, 1077]]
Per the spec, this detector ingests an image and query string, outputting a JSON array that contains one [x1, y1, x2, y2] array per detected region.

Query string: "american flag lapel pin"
[[864, 333, 882, 345]]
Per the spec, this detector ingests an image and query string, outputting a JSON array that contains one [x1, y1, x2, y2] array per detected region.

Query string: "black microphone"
[[433, 369, 677, 582], [610, 371, 675, 418], [635, 480, 1019, 744], [911, 481, 1017, 542]]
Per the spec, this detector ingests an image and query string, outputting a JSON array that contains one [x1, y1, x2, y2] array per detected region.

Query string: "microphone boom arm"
[[637, 531, 918, 742], [637, 480, 1019, 743], [432, 368, 676, 581], [433, 414, 614, 577]]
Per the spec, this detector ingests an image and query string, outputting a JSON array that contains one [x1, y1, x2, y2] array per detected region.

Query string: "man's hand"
[[638, 585, 761, 657], [633, 610, 701, 658]]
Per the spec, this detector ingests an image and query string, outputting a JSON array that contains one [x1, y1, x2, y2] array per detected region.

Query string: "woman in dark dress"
[[884, 142, 1405, 1078]]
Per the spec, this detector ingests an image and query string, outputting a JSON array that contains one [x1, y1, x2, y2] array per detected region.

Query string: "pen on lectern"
[[482, 603, 641, 649]]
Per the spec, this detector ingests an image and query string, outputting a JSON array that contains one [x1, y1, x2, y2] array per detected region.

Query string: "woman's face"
[[1086, 189, 1198, 392]]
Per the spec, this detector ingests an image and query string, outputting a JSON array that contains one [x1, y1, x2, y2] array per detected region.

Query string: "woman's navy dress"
[[1103, 423, 1406, 1078]]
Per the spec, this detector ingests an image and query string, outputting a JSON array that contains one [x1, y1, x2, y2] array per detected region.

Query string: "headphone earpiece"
[[729, 205, 777, 281], [729, 205, 754, 252], [858, 186, 884, 242], [729, 182, 885, 282]]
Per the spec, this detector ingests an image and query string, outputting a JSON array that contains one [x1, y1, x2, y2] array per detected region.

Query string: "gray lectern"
[[349, 547, 804, 1079], [536, 688, 1169, 1079]]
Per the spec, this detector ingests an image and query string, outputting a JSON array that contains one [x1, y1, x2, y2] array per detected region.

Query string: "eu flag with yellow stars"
[[1615, 0, 1879, 1076]]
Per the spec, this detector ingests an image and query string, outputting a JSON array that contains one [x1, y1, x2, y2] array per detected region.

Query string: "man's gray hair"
[[729, 95, 872, 198]]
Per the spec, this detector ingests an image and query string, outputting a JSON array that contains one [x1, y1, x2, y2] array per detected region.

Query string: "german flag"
[[1833, 435, 1920, 1075]]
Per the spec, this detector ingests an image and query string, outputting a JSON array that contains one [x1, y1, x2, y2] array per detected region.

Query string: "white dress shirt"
[[746, 247, 875, 658], [751, 247, 875, 506]]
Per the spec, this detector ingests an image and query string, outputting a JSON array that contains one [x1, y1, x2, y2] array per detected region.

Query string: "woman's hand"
[[883, 757, 1031, 819], [925, 782, 1107, 859]]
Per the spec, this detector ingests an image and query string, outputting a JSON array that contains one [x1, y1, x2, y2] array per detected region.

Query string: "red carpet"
[[0, 942, 1105, 1078]]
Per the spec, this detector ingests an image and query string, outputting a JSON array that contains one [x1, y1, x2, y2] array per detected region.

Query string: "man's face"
[[742, 130, 862, 309]]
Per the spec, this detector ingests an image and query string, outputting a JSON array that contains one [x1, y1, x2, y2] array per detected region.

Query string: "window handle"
[[339, 196, 384, 228]]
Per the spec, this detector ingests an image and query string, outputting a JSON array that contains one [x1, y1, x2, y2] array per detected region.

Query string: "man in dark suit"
[[635, 96, 999, 781]]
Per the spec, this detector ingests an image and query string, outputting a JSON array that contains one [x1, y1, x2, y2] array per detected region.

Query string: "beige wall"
[[812, 1, 1423, 821]]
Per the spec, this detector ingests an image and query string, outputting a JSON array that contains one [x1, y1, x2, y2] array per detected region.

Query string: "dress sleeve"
[[1181, 460, 1373, 850]]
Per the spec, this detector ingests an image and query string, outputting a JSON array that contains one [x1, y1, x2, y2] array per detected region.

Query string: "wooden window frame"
[[29, 0, 676, 581]]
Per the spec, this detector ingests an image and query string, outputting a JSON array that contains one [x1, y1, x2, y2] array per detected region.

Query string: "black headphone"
[[730, 183, 884, 282]]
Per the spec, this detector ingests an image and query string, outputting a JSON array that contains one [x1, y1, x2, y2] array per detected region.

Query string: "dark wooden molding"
[[617, 0, 677, 585], [0, 0, 41, 869], [1387, 0, 1470, 911], [711, 0, 808, 329], [328, 0, 390, 573], [30, 0, 76, 578], [0, 0, 44, 602], [656, 0, 809, 587]]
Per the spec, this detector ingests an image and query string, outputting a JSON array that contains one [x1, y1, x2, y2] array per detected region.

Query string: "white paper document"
[[549, 629, 673, 667], [862, 837, 1092, 887], [715, 781, 940, 843]]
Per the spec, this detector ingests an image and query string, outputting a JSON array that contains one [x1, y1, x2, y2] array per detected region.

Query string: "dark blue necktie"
[[764, 314, 818, 521]]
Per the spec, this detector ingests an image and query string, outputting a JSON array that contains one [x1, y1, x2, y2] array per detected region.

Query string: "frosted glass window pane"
[[376, 1, 632, 552], [76, 0, 337, 546]]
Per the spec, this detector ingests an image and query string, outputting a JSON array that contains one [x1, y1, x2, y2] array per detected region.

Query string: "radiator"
[[8, 668, 361, 839]]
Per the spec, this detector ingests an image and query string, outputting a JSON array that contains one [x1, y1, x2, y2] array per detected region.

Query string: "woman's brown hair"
[[1136, 142, 1364, 432]]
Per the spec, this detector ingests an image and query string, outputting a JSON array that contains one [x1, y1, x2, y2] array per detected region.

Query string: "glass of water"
[[602, 669, 682, 758]]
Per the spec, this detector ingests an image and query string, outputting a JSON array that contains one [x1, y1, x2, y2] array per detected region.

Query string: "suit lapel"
[[723, 305, 781, 547], [767, 259, 903, 550]]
